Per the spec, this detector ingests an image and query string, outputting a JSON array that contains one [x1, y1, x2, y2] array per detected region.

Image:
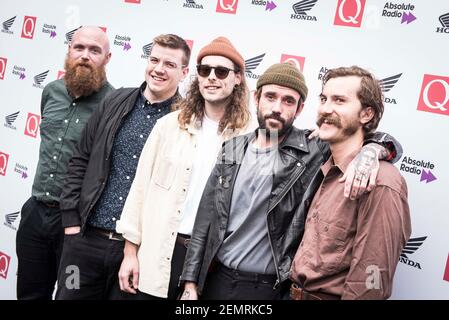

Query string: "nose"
[[271, 98, 282, 114], [319, 99, 333, 115], [80, 49, 89, 61]]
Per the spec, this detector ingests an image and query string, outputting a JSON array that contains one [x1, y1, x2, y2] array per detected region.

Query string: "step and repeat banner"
[[0, 0, 448, 299]]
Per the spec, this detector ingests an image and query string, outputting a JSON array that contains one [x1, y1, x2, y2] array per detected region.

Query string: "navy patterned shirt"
[[88, 89, 177, 231]]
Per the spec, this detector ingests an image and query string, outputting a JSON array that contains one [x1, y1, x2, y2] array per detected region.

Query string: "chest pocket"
[[153, 157, 176, 190]]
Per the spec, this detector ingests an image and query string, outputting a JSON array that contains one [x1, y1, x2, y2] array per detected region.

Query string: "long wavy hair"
[[175, 70, 251, 133]]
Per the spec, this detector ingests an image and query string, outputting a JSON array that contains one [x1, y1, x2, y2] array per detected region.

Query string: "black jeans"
[[16, 197, 64, 300], [55, 226, 132, 300], [201, 262, 281, 300]]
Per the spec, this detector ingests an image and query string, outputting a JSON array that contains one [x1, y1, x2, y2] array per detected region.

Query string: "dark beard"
[[64, 56, 106, 97], [257, 109, 293, 140]]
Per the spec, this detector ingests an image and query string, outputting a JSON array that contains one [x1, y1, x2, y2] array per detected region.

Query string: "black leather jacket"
[[180, 127, 401, 293]]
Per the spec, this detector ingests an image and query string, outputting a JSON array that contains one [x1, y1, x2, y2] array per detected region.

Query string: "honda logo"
[[21, 16, 37, 39], [417, 74, 449, 116], [280, 54, 305, 72], [0, 252, 11, 279], [334, 0, 366, 28], [0, 57, 6, 80], [24, 113, 41, 138], [216, 0, 238, 14], [0, 152, 8, 176]]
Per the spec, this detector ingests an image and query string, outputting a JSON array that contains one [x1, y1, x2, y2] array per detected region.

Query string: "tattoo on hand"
[[355, 146, 378, 177]]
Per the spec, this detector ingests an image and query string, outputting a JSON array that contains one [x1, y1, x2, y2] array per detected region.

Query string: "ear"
[[181, 66, 190, 81], [295, 102, 305, 118], [234, 72, 242, 86], [360, 107, 374, 125], [104, 52, 112, 66], [253, 90, 259, 109]]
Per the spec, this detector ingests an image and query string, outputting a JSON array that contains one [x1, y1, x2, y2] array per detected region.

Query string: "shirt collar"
[[139, 81, 180, 110], [321, 149, 360, 176]]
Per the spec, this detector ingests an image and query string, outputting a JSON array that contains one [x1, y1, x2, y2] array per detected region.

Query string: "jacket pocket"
[[153, 157, 176, 190]]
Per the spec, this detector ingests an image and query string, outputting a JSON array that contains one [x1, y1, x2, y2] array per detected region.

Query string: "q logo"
[[21, 16, 37, 39], [280, 54, 305, 72], [216, 0, 238, 14], [0, 152, 9, 176], [0, 252, 11, 279], [24, 113, 41, 138], [334, 0, 366, 28], [0, 57, 7, 80], [417, 74, 449, 116]]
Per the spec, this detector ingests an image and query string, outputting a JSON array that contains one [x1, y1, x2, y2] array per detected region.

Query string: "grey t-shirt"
[[217, 142, 279, 275]]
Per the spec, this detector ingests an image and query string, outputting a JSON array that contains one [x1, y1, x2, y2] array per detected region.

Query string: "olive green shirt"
[[32, 79, 114, 203]]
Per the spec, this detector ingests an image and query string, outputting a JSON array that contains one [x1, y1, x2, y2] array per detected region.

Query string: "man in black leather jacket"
[[179, 63, 401, 300]]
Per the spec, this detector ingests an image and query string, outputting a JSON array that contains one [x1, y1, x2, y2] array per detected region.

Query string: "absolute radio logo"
[[12, 65, 26, 80], [1, 16, 16, 35], [4, 111, 20, 130], [0, 251, 11, 279], [417, 74, 449, 117], [382, 2, 416, 24], [379, 73, 402, 104], [0, 152, 9, 176], [21, 15, 37, 39], [436, 13, 449, 34], [24, 112, 41, 138], [400, 155, 437, 184], [317, 66, 329, 80], [251, 0, 277, 12], [334, 0, 366, 28], [114, 34, 132, 51], [291, 0, 318, 21], [33, 70, 49, 89], [0, 57, 7, 80], [183, 0, 204, 10], [14, 163, 28, 179], [42, 23, 57, 39], [4, 211, 19, 231], [280, 54, 305, 72], [216, 0, 239, 15], [400, 236, 427, 269], [244, 53, 265, 80]]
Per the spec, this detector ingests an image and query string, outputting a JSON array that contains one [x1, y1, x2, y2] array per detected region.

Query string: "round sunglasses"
[[196, 64, 238, 80]]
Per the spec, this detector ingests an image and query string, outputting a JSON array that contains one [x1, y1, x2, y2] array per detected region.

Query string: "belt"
[[88, 226, 125, 241], [217, 262, 278, 285], [176, 234, 191, 248], [290, 283, 340, 300], [40, 200, 59, 208]]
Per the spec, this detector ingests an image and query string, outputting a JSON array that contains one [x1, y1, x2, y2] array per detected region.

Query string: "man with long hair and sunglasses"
[[179, 63, 402, 300], [57, 34, 190, 299], [116, 37, 257, 300]]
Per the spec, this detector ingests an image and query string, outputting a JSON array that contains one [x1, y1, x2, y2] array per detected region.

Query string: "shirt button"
[[53, 156, 57, 160], [58, 138, 62, 141], [72, 102, 76, 106], [158, 109, 161, 112], [133, 155, 137, 159], [119, 197, 123, 200], [126, 176, 130, 180], [50, 174, 54, 178], [112, 217, 116, 221], [147, 115, 150, 119], [183, 188, 186, 192], [139, 134, 143, 138], [177, 210, 181, 214], [64, 119, 68, 123], [299, 144, 304, 148], [45, 192, 50, 196], [296, 162, 301, 167]]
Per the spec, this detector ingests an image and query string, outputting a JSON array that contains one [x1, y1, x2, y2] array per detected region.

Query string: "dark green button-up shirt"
[[32, 79, 114, 203]]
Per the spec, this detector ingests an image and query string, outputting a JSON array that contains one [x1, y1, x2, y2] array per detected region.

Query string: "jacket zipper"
[[267, 162, 306, 288]]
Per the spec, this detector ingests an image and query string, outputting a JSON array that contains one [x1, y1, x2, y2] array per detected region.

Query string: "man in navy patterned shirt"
[[56, 34, 191, 299]]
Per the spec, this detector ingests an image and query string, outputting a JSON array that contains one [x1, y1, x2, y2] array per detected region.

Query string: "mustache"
[[264, 113, 285, 125], [316, 115, 342, 128]]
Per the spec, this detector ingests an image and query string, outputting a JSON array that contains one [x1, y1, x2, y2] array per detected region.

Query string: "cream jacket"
[[116, 110, 256, 297]]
